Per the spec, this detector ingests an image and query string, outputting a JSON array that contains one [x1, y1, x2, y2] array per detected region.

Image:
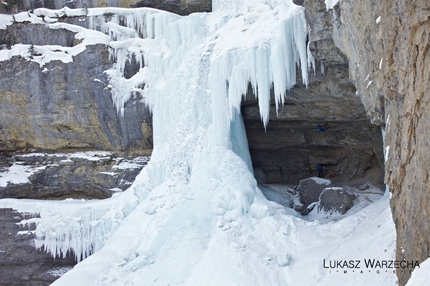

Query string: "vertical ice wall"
[[12, 1, 313, 283]]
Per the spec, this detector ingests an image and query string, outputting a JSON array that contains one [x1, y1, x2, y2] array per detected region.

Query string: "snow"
[[325, 0, 340, 11], [385, 146, 390, 162], [0, 163, 45, 187], [98, 172, 118, 176], [68, 151, 112, 161], [112, 161, 142, 170], [386, 114, 391, 132], [0, 1, 400, 285], [376, 16, 381, 24], [310, 176, 332, 185], [16, 230, 36, 236], [364, 73, 371, 82], [16, 153, 46, 157], [406, 258, 430, 286], [45, 266, 74, 278], [0, 11, 109, 67]]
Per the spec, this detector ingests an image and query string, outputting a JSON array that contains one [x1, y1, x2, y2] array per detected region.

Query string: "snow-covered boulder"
[[318, 187, 355, 214], [297, 177, 332, 212]]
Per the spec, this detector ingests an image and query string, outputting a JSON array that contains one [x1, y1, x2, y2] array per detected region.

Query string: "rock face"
[[242, 0, 385, 185], [373, 2, 430, 285], [242, 72, 383, 185], [0, 209, 76, 286], [0, 20, 153, 285], [0, 23, 152, 154], [305, 0, 430, 284]]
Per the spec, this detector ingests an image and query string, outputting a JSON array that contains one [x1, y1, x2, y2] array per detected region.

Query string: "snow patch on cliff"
[[325, 0, 340, 10]]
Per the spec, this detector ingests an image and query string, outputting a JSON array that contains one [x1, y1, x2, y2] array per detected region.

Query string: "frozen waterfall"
[[0, 0, 400, 285], [34, 1, 310, 283]]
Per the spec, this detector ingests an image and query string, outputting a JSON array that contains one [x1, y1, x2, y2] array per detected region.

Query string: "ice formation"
[[0, 0, 399, 285]]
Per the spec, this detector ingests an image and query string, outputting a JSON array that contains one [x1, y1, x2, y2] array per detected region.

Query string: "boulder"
[[318, 187, 355, 214], [297, 177, 332, 211]]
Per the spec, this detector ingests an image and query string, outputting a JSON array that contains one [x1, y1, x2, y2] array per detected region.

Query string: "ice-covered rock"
[[0, 209, 75, 286]]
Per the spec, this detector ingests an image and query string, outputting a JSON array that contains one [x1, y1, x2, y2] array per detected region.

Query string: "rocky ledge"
[[0, 151, 149, 199]]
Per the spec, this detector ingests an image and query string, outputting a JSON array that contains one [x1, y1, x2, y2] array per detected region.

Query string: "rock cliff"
[[0, 15, 153, 286], [303, 0, 430, 284], [0, 23, 152, 153]]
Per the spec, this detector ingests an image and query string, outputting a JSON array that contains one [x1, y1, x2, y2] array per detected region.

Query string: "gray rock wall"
[[303, 0, 430, 284], [0, 23, 152, 154]]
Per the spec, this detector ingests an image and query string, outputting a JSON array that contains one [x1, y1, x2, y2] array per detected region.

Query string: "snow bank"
[[406, 258, 430, 286]]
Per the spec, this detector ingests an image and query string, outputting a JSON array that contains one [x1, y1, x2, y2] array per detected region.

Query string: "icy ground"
[[0, 0, 415, 284], [1, 184, 398, 285]]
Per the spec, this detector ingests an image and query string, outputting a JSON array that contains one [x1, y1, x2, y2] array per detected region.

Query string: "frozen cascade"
[[0, 1, 335, 285]]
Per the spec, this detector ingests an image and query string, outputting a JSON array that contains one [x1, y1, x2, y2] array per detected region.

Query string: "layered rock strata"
[[0, 152, 148, 199], [0, 23, 152, 154]]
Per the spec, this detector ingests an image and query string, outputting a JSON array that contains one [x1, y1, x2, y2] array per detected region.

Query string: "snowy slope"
[[0, 0, 401, 285], [406, 258, 430, 286]]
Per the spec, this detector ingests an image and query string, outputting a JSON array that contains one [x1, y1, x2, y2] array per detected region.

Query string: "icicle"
[[307, 39, 316, 75]]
